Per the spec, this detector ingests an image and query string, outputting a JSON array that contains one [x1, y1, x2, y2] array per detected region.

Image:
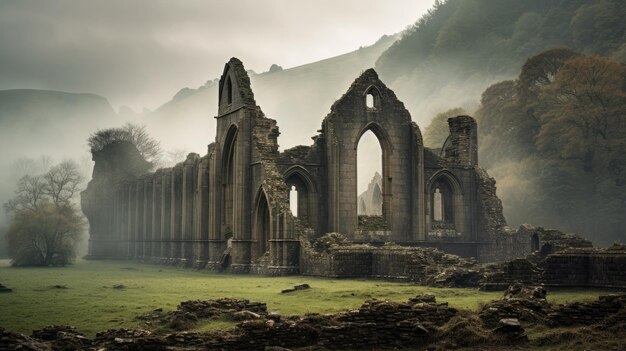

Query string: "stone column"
[[135, 179, 144, 259], [115, 185, 122, 258], [181, 155, 198, 266], [161, 170, 172, 263], [195, 156, 210, 268], [152, 173, 162, 262], [127, 182, 136, 259], [171, 165, 183, 263], [143, 176, 153, 262], [207, 153, 225, 271]]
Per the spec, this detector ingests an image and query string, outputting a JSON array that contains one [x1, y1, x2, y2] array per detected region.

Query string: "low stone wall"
[[545, 250, 626, 287], [548, 294, 626, 327], [300, 244, 478, 286], [206, 294, 457, 350]]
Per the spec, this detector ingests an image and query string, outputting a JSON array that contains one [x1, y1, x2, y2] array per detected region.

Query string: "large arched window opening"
[[285, 171, 311, 224], [357, 130, 383, 217], [254, 190, 270, 258], [221, 126, 237, 237]]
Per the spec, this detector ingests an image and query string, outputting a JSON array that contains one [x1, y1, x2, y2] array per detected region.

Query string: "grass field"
[[0, 259, 615, 336]]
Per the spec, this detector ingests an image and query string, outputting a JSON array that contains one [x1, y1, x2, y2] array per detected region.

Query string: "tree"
[[88, 123, 161, 165], [3, 160, 86, 266], [536, 55, 626, 173]]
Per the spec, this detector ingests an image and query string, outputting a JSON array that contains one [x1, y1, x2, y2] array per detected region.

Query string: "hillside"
[[145, 35, 398, 153], [375, 0, 626, 124]]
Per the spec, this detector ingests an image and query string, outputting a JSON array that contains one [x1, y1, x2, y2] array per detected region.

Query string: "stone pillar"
[[115, 185, 125, 258], [152, 173, 162, 262], [135, 179, 144, 259], [444, 115, 478, 167], [207, 153, 226, 271], [161, 170, 172, 263], [143, 176, 153, 262], [195, 156, 210, 268], [181, 155, 198, 266], [171, 165, 183, 263], [127, 182, 136, 259]]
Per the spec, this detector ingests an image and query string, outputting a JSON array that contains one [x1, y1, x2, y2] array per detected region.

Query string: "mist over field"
[[0, 0, 624, 256]]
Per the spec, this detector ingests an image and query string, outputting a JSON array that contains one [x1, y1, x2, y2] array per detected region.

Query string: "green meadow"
[[0, 259, 614, 336]]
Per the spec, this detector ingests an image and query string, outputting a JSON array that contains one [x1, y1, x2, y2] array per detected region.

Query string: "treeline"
[[426, 49, 625, 245], [375, 0, 626, 121]]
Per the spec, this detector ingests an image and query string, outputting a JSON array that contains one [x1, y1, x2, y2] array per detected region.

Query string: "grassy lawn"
[[0, 259, 615, 337]]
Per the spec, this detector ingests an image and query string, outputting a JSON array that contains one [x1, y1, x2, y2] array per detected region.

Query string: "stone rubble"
[[3, 289, 626, 350]]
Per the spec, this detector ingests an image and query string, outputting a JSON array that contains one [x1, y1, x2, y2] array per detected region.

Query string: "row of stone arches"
[[222, 124, 467, 256]]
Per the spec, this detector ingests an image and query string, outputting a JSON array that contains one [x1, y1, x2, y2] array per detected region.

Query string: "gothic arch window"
[[225, 76, 233, 104], [254, 189, 270, 257], [221, 125, 237, 234], [357, 130, 383, 216], [430, 177, 455, 225], [285, 170, 313, 224]]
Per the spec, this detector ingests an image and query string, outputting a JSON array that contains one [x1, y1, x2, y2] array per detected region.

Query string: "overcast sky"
[[0, 0, 435, 111]]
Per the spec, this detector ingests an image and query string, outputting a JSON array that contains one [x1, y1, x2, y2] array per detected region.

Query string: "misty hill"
[[145, 35, 398, 153], [375, 0, 626, 124], [0, 89, 120, 224], [0, 89, 120, 165]]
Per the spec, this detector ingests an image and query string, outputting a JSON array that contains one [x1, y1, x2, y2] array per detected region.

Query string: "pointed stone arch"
[[284, 165, 319, 231], [355, 122, 392, 226], [252, 187, 272, 260], [221, 124, 238, 240], [427, 170, 465, 233]]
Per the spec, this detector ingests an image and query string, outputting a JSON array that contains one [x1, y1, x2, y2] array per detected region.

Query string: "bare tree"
[[4, 160, 86, 266], [88, 122, 162, 163]]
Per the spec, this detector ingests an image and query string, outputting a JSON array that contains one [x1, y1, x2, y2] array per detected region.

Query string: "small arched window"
[[364, 86, 380, 110], [366, 93, 375, 108]]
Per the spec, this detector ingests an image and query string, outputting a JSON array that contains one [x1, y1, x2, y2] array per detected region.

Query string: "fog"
[[0, 0, 435, 111]]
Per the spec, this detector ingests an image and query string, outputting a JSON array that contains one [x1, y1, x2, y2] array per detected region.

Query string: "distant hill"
[[145, 35, 399, 153], [375, 0, 626, 124], [0, 89, 118, 153], [0, 89, 120, 224]]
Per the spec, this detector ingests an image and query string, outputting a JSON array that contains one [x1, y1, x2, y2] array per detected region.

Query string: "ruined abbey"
[[81, 58, 527, 275]]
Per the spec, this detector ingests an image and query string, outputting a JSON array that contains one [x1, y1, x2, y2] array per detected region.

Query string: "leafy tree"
[[536, 55, 626, 173], [423, 107, 466, 148], [475, 49, 626, 245], [3, 160, 85, 266]]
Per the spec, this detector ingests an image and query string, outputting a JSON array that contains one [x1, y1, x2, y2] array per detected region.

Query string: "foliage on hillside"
[[375, 0, 626, 122], [474, 49, 625, 245]]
